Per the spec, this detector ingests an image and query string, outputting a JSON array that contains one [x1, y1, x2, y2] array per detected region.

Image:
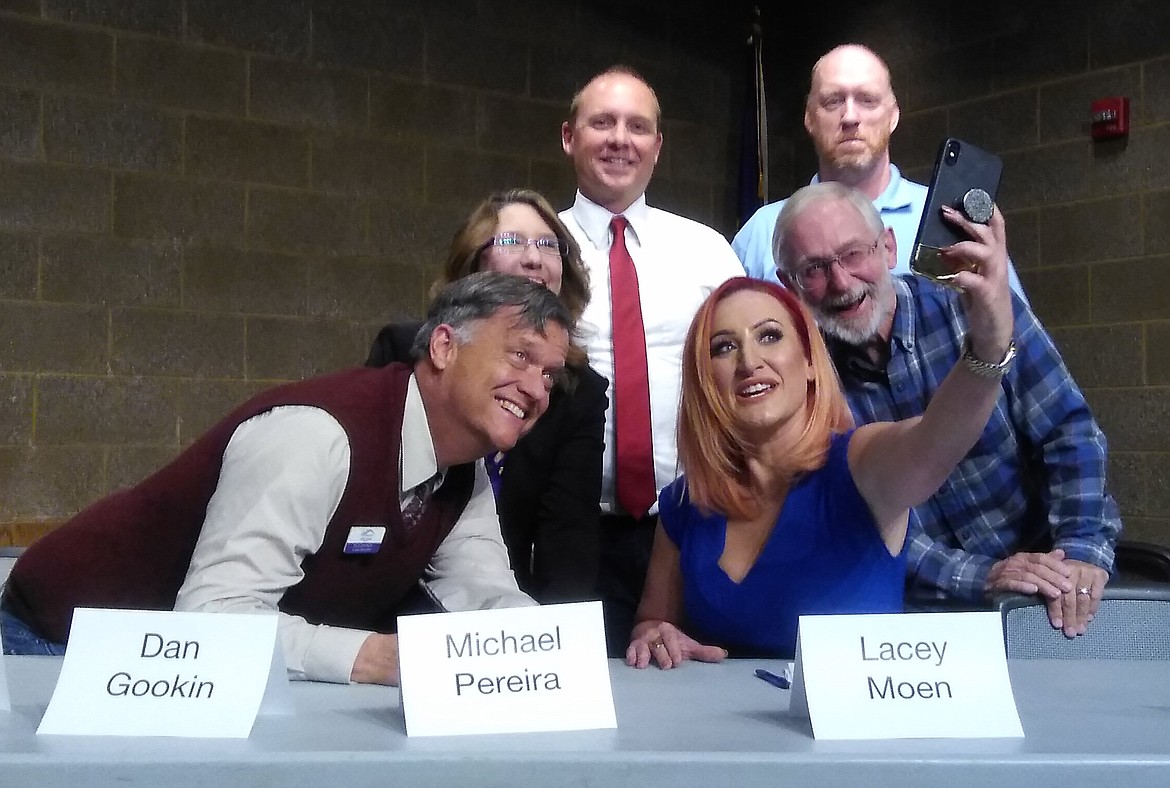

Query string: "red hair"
[[675, 277, 853, 520]]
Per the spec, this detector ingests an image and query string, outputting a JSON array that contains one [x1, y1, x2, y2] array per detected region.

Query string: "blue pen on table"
[[754, 668, 790, 690]]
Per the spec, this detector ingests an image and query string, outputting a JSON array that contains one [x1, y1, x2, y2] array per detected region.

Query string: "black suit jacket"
[[366, 323, 608, 604]]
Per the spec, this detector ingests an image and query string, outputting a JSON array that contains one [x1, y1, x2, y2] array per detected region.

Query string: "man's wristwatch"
[[960, 336, 1016, 378]]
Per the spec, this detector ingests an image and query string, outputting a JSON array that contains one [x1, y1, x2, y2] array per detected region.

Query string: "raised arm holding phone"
[[775, 181, 1121, 640]]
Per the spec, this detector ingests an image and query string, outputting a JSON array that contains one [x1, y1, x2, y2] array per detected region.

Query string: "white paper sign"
[[39, 608, 283, 738], [790, 611, 1023, 740], [0, 655, 10, 712], [258, 639, 295, 717], [397, 601, 615, 737]]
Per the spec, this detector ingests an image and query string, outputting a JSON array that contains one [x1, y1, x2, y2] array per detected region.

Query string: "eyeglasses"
[[483, 232, 564, 259], [791, 237, 882, 290]]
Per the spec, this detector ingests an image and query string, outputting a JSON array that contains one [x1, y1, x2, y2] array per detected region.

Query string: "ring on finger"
[[651, 639, 665, 651], [1076, 586, 1091, 596]]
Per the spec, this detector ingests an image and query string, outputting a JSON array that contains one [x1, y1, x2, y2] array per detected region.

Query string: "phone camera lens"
[[944, 141, 960, 164]]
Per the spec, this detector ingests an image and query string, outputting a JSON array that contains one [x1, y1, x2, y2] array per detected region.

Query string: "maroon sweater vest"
[[6, 364, 474, 642]]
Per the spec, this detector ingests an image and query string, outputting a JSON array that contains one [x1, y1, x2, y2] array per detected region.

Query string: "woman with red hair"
[[627, 228, 1014, 668]]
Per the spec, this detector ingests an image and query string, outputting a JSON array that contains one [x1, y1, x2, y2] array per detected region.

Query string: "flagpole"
[[737, 5, 769, 228], [750, 5, 768, 205]]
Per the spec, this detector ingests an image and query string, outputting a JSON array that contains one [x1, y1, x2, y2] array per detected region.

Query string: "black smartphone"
[[911, 137, 1003, 285]]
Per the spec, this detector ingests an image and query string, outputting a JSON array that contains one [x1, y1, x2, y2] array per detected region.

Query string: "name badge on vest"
[[343, 525, 386, 555]]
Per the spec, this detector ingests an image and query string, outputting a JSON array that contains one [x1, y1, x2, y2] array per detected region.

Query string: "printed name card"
[[0, 653, 9, 712], [397, 600, 615, 737], [789, 611, 1023, 740], [39, 608, 287, 738]]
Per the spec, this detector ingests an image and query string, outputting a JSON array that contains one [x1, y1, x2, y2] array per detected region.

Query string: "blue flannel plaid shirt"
[[827, 275, 1122, 601]]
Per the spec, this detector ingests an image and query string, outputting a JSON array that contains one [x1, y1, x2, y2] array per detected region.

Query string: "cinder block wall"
[[765, 0, 1170, 543], [0, 0, 742, 543]]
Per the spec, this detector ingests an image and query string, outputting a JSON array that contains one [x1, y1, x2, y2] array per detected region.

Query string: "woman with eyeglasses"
[[367, 189, 606, 604]]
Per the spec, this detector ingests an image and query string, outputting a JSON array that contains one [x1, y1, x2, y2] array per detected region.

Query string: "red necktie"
[[608, 215, 656, 520]]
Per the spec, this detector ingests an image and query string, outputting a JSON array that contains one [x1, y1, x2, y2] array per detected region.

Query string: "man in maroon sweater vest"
[[3, 273, 572, 685]]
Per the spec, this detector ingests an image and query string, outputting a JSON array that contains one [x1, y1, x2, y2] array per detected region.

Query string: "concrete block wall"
[[0, 0, 744, 542]]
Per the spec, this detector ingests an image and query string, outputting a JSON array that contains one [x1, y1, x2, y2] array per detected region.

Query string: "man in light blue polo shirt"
[[734, 44, 1026, 299]]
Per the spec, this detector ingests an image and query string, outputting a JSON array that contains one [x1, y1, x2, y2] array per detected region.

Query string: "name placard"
[[39, 608, 285, 738], [0, 654, 9, 712], [790, 611, 1023, 740], [397, 600, 615, 737]]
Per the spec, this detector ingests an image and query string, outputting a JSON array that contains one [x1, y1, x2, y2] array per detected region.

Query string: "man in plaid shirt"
[[772, 182, 1121, 638]]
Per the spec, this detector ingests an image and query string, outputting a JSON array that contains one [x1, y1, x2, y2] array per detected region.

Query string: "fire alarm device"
[[1090, 97, 1130, 140]]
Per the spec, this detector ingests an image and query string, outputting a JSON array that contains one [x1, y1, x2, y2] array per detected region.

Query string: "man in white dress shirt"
[[558, 66, 744, 653], [3, 274, 571, 685]]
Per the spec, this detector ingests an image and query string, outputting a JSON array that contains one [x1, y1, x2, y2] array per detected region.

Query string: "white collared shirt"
[[561, 191, 744, 515], [175, 375, 533, 684], [399, 374, 444, 503]]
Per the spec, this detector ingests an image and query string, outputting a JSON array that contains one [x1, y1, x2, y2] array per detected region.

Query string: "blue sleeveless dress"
[[659, 431, 906, 658]]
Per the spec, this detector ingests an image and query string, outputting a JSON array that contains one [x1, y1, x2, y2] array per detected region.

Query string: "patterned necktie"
[[401, 474, 439, 531], [608, 215, 656, 520]]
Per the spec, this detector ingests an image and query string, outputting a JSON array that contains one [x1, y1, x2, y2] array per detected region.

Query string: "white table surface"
[[2, 655, 1168, 787]]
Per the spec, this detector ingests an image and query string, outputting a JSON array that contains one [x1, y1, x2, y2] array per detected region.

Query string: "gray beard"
[[814, 279, 895, 347]]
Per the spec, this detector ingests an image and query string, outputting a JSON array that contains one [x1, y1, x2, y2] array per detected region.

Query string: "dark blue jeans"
[[0, 598, 66, 656]]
